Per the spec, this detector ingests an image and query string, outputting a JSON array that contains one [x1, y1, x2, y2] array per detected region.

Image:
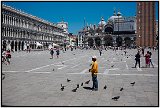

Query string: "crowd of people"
[[134, 47, 154, 68], [2, 49, 12, 65]]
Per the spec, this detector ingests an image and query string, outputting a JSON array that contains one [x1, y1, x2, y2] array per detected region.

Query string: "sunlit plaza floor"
[[2, 48, 158, 106]]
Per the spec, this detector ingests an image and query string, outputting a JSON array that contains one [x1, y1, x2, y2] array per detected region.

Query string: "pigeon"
[[130, 82, 135, 86], [61, 84, 65, 88], [121, 59, 122, 61], [72, 87, 77, 92], [81, 83, 83, 86], [120, 87, 124, 91], [77, 84, 79, 88], [61, 86, 64, 91], [60, 84, 65, 91], [67, 79, 71, 82], [62, 62, 64, 65], [52, 68, 55, 71], [104, 85, 107, 89], [85, 80, 90, 84], [112, 96, 120, 101], [111, 65, 114, 68], [2, 75, 5, 80]]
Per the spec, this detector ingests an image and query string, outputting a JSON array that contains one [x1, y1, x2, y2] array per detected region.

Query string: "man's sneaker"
[[92, 88, 98, 91]]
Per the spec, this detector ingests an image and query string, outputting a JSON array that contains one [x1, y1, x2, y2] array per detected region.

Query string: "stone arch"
[[104, 24, 114, 34], [18, 41, 21, 50], [124, 37, 132, 47], [15, 41, 18, 51], [88, 38, 94, 47], [22, 41, 24, 50], [116, 36, 122, 47], [2, 40, 7, 50], [104, 35, 113, 46], [95, 37, 101, 46], [11, 40, 14, 51]]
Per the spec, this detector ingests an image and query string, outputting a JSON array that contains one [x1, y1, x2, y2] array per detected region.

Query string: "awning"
[[53, 43, 59, 46], [36, 42, 43, 46]]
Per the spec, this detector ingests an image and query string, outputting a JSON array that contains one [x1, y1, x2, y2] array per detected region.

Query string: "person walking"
[[50, 48, 54, 59], [134, 51, 141, 68], [89, 56, 98, 91], [142, 48, 144, 56], [2, 49, 7, 65], [144, 51, 150, 68], [99, 48, 102, 56], [149, 51, 154, 68], [56, 48, 60, 58], [6, 50, 11, 65]]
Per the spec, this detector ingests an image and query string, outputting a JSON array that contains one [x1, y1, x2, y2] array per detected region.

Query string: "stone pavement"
[[2, 48, 158, 106]]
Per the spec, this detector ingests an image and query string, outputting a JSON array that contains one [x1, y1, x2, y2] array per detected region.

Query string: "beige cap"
[[92, 56, 97, 59]]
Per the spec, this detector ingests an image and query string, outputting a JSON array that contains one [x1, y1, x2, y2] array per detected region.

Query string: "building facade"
[[136, 2, 156, 47], [78, 10, 136, 48], [2, 4, 68, 51]]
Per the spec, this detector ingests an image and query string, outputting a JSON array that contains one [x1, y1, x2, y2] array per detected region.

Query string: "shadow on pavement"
[[83, 86, 92, 90]]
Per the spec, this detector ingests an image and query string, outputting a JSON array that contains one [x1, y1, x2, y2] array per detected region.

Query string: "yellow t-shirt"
[[90, 61, 98, 75]]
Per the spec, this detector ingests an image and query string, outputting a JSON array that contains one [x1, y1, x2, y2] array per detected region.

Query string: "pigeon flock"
[[57, 52, 136, 101], [60, 78, 135, 101]]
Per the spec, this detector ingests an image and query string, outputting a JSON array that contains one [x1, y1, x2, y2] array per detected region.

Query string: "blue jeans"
[[92, 74, 98, 89]]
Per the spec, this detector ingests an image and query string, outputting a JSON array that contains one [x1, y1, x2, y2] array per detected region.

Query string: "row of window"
[[2, 9, 66, 37], [2, 27, 64, 41]]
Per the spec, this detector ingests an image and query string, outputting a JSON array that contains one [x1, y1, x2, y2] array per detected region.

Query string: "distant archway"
[[104, 35, 113, 46], [18, 41, 21, 50], [15, 41, 17, 51], [3, 40, 7, 50], [95, 37, 101, 46], [22, 41, 24, 50], [88, 38, 93, 47], [124, 37, 131, 47], [11, 41, 14, 50], [116, 36, 122, 47], [104, 24, 114, 34]]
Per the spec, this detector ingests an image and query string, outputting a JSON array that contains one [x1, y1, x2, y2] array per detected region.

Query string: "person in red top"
[[144, 51, 150, 68]]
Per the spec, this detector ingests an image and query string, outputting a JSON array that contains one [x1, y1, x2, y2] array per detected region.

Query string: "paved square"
[[2, 49, 158, 106]]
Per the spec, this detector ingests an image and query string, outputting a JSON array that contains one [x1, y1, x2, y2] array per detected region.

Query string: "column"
[[122, 37, 125, 46], [2, 14, 4, 23], [6, 15, 8, 24], [93, 38, 96, 47], [3, 28, 5, 37], [101, 37, 104, 46], [3, 15, 5, 24], [12, 17, 14, 26], [11, 16, 13, 25]]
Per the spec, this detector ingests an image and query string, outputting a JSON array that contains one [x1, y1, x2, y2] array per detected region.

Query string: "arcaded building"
[[136, 2, 156, 47], [2, 4, 68, 51]]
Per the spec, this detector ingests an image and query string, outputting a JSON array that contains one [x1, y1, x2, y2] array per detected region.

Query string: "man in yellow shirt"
[[89, 56, 98, 91]]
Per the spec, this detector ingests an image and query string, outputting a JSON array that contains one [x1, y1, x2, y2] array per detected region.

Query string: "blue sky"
[[3, 2, 158, 34]]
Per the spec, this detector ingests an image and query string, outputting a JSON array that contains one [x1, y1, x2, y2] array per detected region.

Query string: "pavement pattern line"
[[58, 65, 67, 70], [2, 71, 51, 73], [25, 55, 87, 72], [80, 68, 88, 74], [70, 64, 80, 68], [67, 73, 157, 76]]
